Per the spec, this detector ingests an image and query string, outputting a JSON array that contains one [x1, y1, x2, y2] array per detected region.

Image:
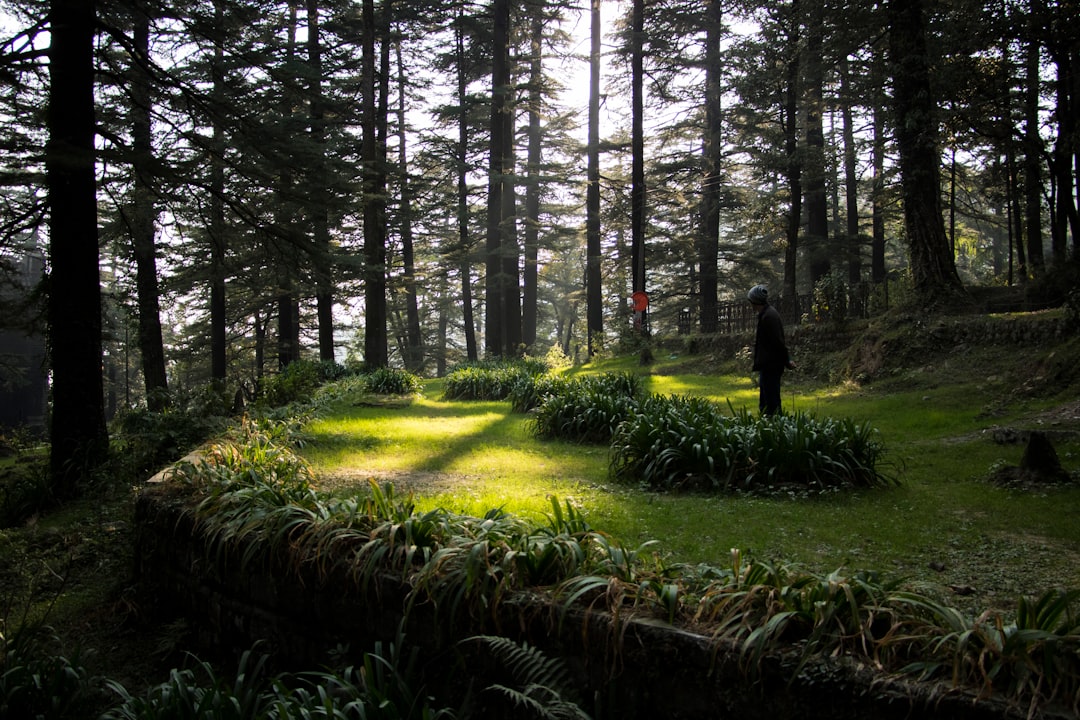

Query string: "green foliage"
[[609, 396, 893, 492], [467, 635, 590, 720], [527, 372, 644, 444], [0, 460, 51, 528], [0, 623, 101, 719], [891, 588, 1080, 707], [364, 366, 424, 396], [508, 373, 573, 413], [442, 359, 548, 402], [110, 407, 227, 479], [811, 269, 849, 323], [259, 360, 323, 407], [155, 408, 1080, 713], [101, 639, 459, 720], [692, 549, 904, 675]]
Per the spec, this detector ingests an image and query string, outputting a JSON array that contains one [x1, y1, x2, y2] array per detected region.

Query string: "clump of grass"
[[527, 372, 644, 444], [609, 396, 893, 493], [443, 358, 548, 402], [364, 366, 424, 396]]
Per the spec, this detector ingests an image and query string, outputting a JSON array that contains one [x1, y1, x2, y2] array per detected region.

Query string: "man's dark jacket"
[[752, 304, 791, 372]]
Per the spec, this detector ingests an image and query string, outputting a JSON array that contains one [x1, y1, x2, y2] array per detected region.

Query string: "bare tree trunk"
[[522, 14, 542, 351], [47, 0, 108, 494], [804, 0, 830, 286], [128, 5, 169, 409], [871, 43, 886, 285], [454, 20, 478, 362], [308, 0, 335, 363], [485, 0, 512, 357], [698, 0, 722, 334], [782, 0, 801, 318], [586, 0, 602, 356], [277, 2, 301, 369], [840, 56, 860, 303], [630, 0, 647, 333], [362, 0, 388, 366], [396, 40, 423, 371], [1023, 21, 1045, 276], [210, 0, 228, 382], [887, 0, 965, 307]]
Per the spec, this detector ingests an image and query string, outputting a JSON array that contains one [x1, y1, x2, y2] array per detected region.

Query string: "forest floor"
[[3, 308, 1079, 707]]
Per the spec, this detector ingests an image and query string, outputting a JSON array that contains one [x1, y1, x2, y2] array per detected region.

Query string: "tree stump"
[[1019, 431, 1070, 484], [989, 430, 1073, 487]]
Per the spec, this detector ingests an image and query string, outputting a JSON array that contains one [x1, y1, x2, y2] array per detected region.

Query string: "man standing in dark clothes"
[[749, 285, 796, 415]]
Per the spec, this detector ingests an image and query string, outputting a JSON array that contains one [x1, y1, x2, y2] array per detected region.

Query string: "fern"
[[465, 635, 591, 720]]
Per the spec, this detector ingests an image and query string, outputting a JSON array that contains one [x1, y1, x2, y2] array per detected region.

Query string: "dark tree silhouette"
[[887, 0, 965, 306], [46, 0, 108, 494]]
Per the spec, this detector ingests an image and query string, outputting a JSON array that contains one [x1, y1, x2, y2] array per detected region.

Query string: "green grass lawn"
[[301, 356, 1080, 616]]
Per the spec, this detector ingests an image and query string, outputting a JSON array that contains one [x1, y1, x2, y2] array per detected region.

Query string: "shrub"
[[609, 397, 893, 492], [443, 359, 547, 401], [364, 366, 423, 396], [0, 624, 101, 719], [0, 461, 51, 528], [508, 373, 572, 413], [528, 372, 643, 444], [259, 360, 322, 407], [110, 407, 227, 478]]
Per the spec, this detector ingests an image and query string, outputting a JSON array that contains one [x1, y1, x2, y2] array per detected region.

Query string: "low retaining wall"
[[132, 482, 1062, 720]]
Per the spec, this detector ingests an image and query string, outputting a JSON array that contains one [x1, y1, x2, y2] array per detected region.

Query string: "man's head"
[[748, 284, 768, 307]]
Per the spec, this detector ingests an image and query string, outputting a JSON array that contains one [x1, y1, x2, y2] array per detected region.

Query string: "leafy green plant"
[[891, 588, 1080, 708], [528, 372, 643, 443], [365, 367, 424, 396], [101, 637, 459, 720], [110, 406, 227, 478], [466, 635, 590, 720], [508, 373, 571, 414], [0, 460, 52, 528], [0, 623, 100, 720], [442, 359, 549, 401], [259, 359, 323, 407], [609, 396, 893, 492]]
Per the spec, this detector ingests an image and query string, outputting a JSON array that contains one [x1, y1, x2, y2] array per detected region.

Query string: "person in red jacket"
[[748, 285, 796, 415]]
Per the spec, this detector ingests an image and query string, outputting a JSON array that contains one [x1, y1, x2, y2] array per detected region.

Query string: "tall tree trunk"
[[485, 0, 511, 357], [698, 0, 722, 334], [210, 0, 228, 383], [308, 0, 335, 363], [362, 0, 388, 366], [522, 14, 542, 350], [630, 0, 647, 332], [128, 5, 169, 410], [782, 0, 801, 317], [499, 78, 520, 356], [277, 2, 300, 369], [396, 40, 423, 371], [47, 0, 108, 494], [1008, 147, 1028, 284], [840, 57, 861, 313], [1048, 28, 1077, 264], [586, 0, 602, 356], [1023, 21, 1045, 277], [871, 42, 886, 285], [455, 20, 478, 362], [803, 0, 830, 287], [887, 0, 965, 306]]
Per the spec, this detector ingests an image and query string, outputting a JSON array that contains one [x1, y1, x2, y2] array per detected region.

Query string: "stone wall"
[[132, 483, 1059, 720]]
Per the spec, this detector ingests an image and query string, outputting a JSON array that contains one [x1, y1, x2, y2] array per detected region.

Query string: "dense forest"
[[0, 0, 1077, 490]]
